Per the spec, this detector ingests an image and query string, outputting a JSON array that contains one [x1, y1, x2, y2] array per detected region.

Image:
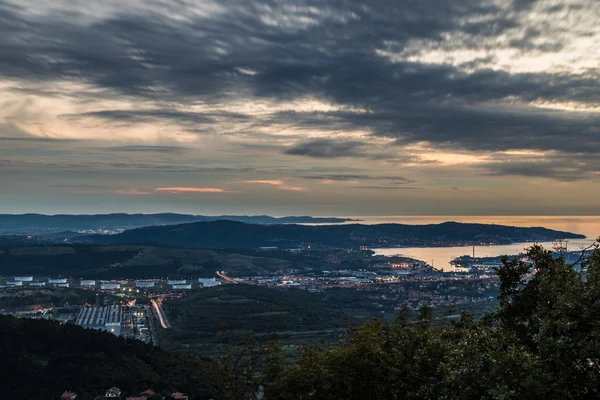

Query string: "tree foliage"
[[262, 242, 600, 399]]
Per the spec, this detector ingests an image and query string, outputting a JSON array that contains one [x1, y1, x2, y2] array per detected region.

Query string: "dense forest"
[[0, 316, 219, 399]]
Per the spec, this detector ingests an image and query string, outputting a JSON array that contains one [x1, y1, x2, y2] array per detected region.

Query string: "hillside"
[[84, 220, 585, 249], [0, 244, 294, 279], [0, 315, 218, 399], [0, 213, 354, 234], [163, 285, 349, 339]]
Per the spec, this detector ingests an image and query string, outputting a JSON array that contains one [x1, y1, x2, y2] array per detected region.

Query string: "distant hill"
[[0, 244, 295, 279], [0, 213, 356, 235], [83, 220, 586, 249], [0, 315, 218, 399]]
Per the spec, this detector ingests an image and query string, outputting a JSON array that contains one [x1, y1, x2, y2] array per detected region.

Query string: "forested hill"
[[0, 213, 354, 234], [0, 316, 218, 399], [84, 220, 585, 249]]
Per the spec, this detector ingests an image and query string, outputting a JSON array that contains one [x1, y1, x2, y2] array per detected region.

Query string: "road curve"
[[216, 271, 238, 284], [151, 299, 171, 329]]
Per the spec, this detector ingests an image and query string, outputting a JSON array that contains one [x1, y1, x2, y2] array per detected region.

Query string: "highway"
[[151, 299, 171, 329], [216, 271, 238, 284]]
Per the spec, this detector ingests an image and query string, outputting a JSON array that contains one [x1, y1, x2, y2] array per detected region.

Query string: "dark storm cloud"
[[74, 110, 249, 125], [299, 174, 414, 183], [284, 139, 367, 158], [479, 154, 600, 181], [1, 0, 600, 174]]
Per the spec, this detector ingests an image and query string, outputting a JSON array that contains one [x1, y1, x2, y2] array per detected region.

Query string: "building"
[[136, 281, 155, 288], [76, 305, 122, 336], [199, 277, 220, 287], [56, 283, 70, 288], [101, 283, 121, 290], [14, 276, 33, 282], [170, 392, 189, 400], [168, 279, 187, 285], [61, 391, 77, 399], [105, 387, 122, 398], [172, 284, 192, 290], [80, 280, 96, 286], [49, 278, 68, 284], [30, 282, 46, 287]]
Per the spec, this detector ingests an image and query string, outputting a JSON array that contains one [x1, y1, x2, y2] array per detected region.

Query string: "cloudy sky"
[[1, 0, 599, 216]]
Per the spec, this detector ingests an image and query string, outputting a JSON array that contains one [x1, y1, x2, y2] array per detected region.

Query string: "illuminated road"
[[151, 299, 171, 329], [216, 271, 237, 284]]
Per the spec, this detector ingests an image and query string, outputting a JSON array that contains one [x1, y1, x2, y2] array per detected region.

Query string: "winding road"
[[151, 299, 171, 329], [216, 271, 238, 284]]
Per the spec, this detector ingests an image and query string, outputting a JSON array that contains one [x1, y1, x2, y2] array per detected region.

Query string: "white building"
[[56, 283, 70, 288], [14, 276, 33, 282], [29, 282, 46, 287], [199, 277, 221, 287], [172, 284, 192, 290], [76, 305, 122, 336], [48, 278, 68, 284], [101, 283, 120, 290], [80, 280, 96, 286], [135, 281, 155, 288], [168, 279, 187, 285]]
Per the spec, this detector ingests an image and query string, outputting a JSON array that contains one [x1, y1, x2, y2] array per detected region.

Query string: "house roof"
[[170, 392, 188, 399], [61, 391, 76, 399], [140, 390, 156, 396]]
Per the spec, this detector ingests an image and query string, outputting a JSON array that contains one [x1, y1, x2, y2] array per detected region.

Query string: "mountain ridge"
[[0, 213, 357, 234], [82, 220, 586, 249]]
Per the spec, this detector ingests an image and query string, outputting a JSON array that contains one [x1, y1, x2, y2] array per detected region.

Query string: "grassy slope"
[[164, 284, 349, 336]]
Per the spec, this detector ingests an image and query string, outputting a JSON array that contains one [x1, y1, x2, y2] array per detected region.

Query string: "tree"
[[263, 240, 600, 399]]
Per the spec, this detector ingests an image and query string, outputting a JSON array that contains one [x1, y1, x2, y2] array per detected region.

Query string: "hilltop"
[[0, 213, 354, 235], [84, 220, 585, 249]]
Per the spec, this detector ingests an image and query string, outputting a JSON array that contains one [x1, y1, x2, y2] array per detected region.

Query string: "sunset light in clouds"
[[0, 0, 599, 215], [154, 188, 230, 194]]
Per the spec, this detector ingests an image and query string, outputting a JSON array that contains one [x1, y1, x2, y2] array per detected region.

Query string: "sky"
[[0, 0, 599, 216]]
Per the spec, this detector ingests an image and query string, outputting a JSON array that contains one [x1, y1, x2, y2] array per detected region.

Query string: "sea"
[[341, 216, 600, 271]]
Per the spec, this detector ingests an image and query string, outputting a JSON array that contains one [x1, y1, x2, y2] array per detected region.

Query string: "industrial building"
[[49, 278, 68, 284], [171, 284, 192, 290], [136, 281, 155, 288], [101, 283, 121, 290], [30, 282, 46, 287], [168, 279, 187, 285], [199, 277, 220, 287], [14, 276, 33, 282], [76, 305, 122, 335], [80, 280, 96, 286]]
